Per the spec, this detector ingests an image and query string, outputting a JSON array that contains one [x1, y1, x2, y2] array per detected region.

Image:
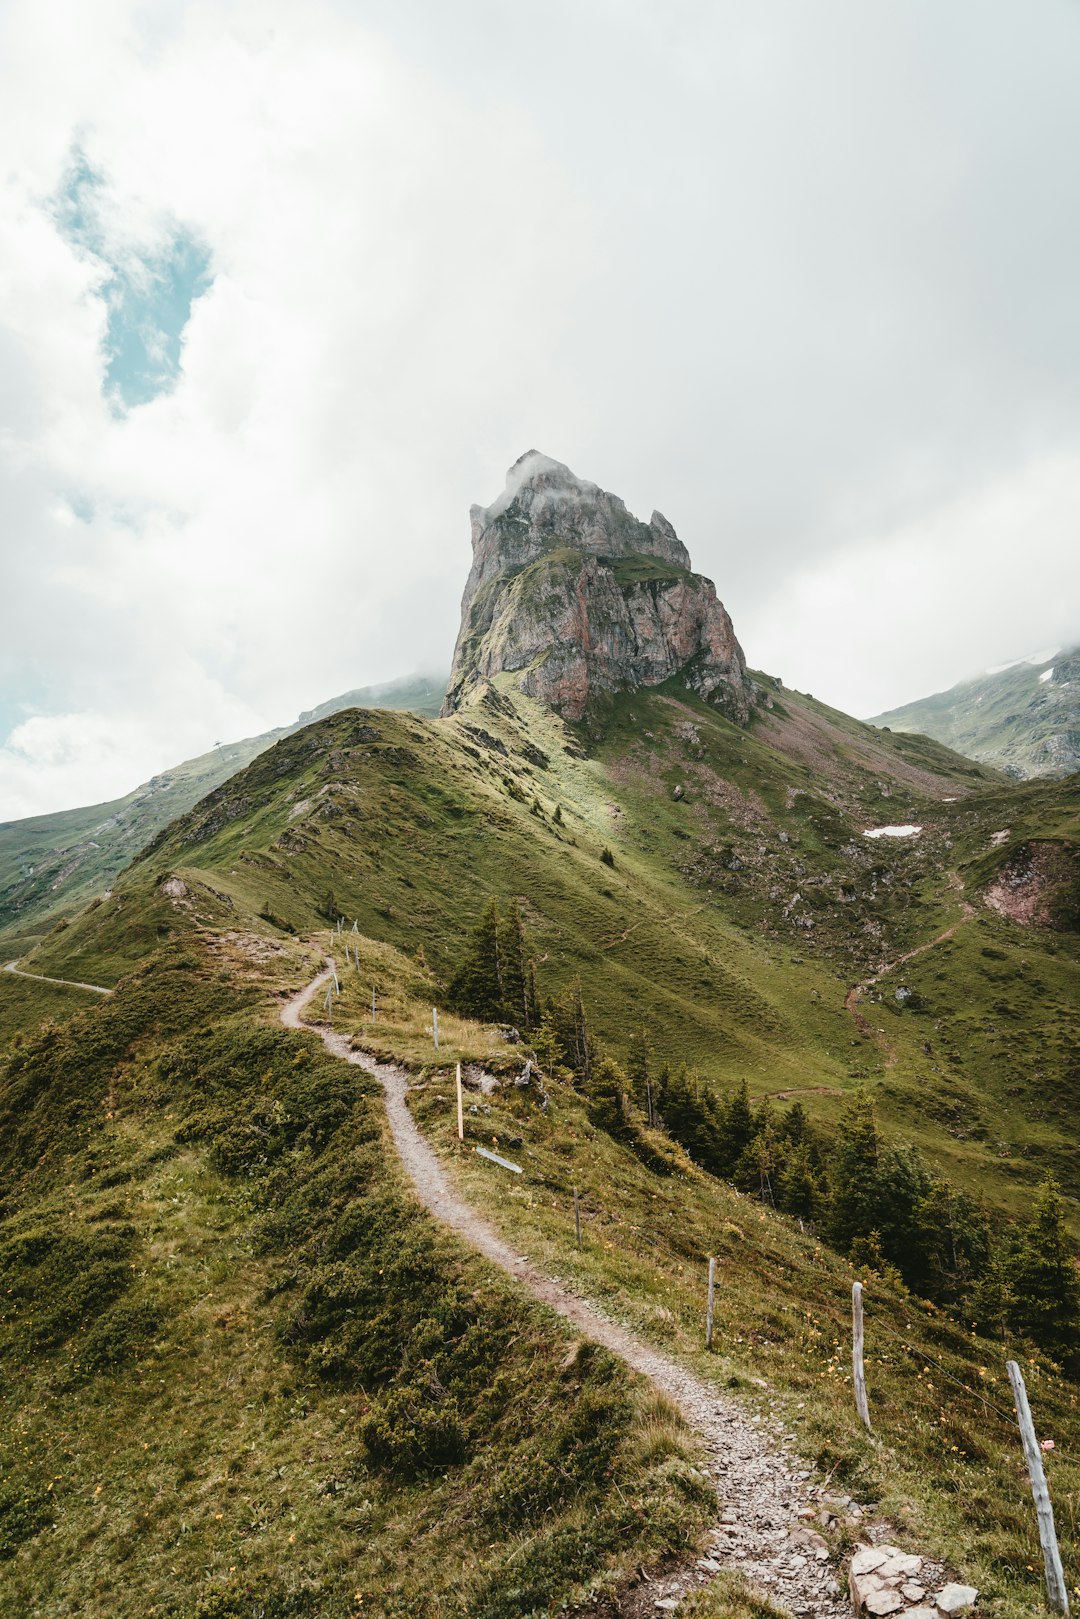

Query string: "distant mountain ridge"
[[870, 648, 1080, 779], [0, 674, 445, 944]]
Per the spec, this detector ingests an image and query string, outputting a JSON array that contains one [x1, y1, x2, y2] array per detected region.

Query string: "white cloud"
[[0, 0, 594, 815], [3, 0, 1080, 816], [740, 451, 1080, 715]]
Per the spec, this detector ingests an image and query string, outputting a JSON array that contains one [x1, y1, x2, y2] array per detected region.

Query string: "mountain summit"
[[442, 451, 752, 723]]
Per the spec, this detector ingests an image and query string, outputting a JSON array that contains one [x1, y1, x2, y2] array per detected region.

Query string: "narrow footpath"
[[282, 967, 853, 1618], [3, 959, 111, 995]]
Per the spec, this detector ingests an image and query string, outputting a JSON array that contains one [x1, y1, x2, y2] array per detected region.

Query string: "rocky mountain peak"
[[443, 453, 753, 725]]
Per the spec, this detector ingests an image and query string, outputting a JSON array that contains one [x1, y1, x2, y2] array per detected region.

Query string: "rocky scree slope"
[[870, 649, 1080, 779], [443, 451, 753, 725]]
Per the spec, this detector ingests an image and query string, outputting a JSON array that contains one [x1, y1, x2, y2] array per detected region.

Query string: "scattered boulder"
[[849, 1544, 975, 1619], [934, 1585, 978, 1615]]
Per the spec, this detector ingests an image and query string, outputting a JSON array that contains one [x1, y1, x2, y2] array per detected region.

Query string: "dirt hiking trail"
[[3, 959, 112, 995], [282, 966, 866, 1618], [844, 900, 975, 1062]]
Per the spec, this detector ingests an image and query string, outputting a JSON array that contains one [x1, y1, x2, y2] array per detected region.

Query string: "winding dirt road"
[[281, 966, 851, 1617]]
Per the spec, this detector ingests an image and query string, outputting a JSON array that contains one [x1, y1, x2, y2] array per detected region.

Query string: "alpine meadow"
[[1, 453, 1077, 1619]]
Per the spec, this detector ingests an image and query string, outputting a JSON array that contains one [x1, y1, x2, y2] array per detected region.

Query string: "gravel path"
[[282, 966, 853, 1618], [3, 959, 112, 995]]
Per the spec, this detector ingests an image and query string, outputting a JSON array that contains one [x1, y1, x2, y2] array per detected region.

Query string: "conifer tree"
[[447, 898, 504, 1022], [585, 1056, 634, 1140], [715, 1078, 755, 1177], [500, 900, 528, 1030], [626, 1027, 654, 1124], [775, 1141, 819, 1220], [549, 979, 592, 1083], [1008, 1173, 1080, 1368], [824, 1090, 883, 1255], [525, 958, 539, 1030]]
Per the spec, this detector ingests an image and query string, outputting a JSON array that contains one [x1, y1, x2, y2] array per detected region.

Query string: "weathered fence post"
[[705, 1257, 716, 1349], [371, 984, 376, 1018], [852, 1281, 871, 1431], [1007, 1359, 1070, 1614], [432, 1006, 439, 1050], [573, 1187, 582, 1248], [456, 1061, 464, 1141]]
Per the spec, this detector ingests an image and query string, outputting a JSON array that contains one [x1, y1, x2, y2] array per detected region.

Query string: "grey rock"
[[878, 1553, 923, 1580], [865, 1592, 904, 1616], [935, 1583, 979, 1615], [442, 452, 753, 725], [851, 1548, 890, 1577]]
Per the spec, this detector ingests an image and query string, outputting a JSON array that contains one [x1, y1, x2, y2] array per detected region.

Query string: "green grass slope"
[[3, 679, 1079, 1616], [23, 678, 1078, 1223], [310, 972, 1080, 1619], [0, 937, 709, 1617], [0, 675, 445, 949], [870, 649, 1080, 779]]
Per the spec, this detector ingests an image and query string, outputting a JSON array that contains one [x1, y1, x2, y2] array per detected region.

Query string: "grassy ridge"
[[0, 676, 445, 950], [27, 680, 1077, 1226], [302, 963, 1080, 1619], [1, 675, 1077, 1616], [0, 941, 710, 1617]]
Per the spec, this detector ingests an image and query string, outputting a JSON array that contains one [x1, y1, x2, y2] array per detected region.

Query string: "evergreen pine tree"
[[585, 1056, 634, 1140], [550, 980, 592, 1083], [970, 1249, 1014, 1342], [1008, 1173, 1080, 1367], [775, 1141, 819, 1221], [447, 899, 504, 1022], [824, 1090, 883, 1255], [499, 900, 528, 1030], [626, 1027, 654, 1124], [715, 1078, 756, 1177]]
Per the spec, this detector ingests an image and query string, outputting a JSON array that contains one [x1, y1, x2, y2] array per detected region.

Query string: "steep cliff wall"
[[443, 452, 753, 724]]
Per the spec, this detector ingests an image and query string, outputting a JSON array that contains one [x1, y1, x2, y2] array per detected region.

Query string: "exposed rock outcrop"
[[442, 451, 753, 725]]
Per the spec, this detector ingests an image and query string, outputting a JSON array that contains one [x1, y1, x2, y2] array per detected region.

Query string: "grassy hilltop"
[[0, 675, 445, 952], [1, 674, 1078, 1616]]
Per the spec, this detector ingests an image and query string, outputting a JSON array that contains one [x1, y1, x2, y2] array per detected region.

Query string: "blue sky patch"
[[54, 150, 212, 412]]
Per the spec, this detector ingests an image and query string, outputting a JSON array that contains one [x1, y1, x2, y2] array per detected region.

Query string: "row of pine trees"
[[446, 899, 1080, 1371]]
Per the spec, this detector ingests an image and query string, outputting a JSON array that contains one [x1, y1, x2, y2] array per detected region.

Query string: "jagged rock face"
[[443, 452, 753, 724]]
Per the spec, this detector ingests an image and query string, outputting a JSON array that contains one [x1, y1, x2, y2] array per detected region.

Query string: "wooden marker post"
[[852, 1281, 871, 1431], [705, 1257, 716, 1349], [456, 1061, 464, 1141], [573, 1187, 582, 1248], [432, 1006, 439, 1050], [1007, 1359, 1070, 1614]]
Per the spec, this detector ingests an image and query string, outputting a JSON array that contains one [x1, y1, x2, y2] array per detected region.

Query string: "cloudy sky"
[[3, 0, 1080, 819]]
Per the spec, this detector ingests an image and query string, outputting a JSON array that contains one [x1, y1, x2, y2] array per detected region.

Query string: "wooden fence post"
[[432, 1006, 439, 1050], [705, 1257, 716, 1349], [1007, 1359, 1070, 1614], [371, 985, 376, 1018], [456, 1062, 464, 1141], [852, 1281, 871, 1431], [573, 1187, 582, 1248]]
